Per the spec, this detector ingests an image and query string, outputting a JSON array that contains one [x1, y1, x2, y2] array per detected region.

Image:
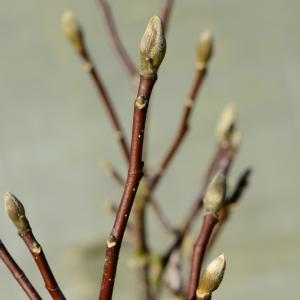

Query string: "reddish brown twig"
[[63, 11, 130, 163], [208, 168, 252, 251], [149, 31, 214, 190], [98, 0, 138, 79], [99, 76, 156, 300], [161, 0, 175, 33], [0, 239, 42, 300], [99, 16, 166, 300], [187, 213, 218, 300], [149, 69, 206, 190], [159, 144, 235, 279], [4, 193, 65, 300], [104, 200, 134, 232]]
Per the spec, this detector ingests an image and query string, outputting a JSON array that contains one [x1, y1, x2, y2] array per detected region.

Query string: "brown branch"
[[161, 0, 175, 33], [0, 239, 42, 300], [160, 145, 235, 277], [103, 200, 134, 232], [149, 30, 214, 190], [98, 0, 138, 79], [99, 16, 166, 300], [99, 76, 156, 300], [208, 168, 252, 251], [4, 193, 66, 300], [149, 69, 206, 190], [187, 213, 218, 300], [63, 11, 130, 163]]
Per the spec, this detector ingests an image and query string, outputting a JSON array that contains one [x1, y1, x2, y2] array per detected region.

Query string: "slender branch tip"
[[4, 192, 30, 233], [140, 15, 166, 77], [197, 30, 214, 70], [216, 103, 237, 145], [62, 10, 85, 54], [203, 171, 226, 214], [196, 254, 226, 299]]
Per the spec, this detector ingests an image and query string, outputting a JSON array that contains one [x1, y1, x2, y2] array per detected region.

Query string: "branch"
[[98, 16, 166, 300], [0, 239, 42, 300], [161, 0, 175, 34], [97, 0, 138, 80], [187, 172, 225, 300], [208, 168, 252, 251], [149, 31, 214, 190], [4, 193, 66, 300], [63, 11, 130, 163]]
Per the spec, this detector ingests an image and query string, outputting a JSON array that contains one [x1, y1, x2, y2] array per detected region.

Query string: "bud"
[[4, 192, 30, 233], [216, 103, 237, 145], [196, 31, 213, 70], [203, 171, 226, 214], [62, 10, 84, 54], [139, 16, 166, 78], [196, 254, 226, 300]]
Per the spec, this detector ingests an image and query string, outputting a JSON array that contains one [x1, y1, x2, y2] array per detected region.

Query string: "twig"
[[163, 104, 241, 263], [98, 16, 166, 300], [0, 239, 42, 300], [4, 193, 66, 300], [97, 0, 138, 80], [161, 0, 175, 33], [187, 172, 225, 300], [103, 199, 134, 232], [63, 11, 130, 163], [149, 31, 214, 190], [187, 213, 218, 300], [208, 168, 252, 251]]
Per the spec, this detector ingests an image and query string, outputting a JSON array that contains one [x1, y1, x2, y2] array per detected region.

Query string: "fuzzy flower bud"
[[62, 10, 84, 54], [203, 171, 226, 214], [196, 31, 213, 70], [139, 16, 166, 77], [4, 192, 30, 233], [196, 254, 226, 300]]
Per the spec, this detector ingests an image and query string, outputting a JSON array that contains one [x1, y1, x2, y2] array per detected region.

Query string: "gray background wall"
[[0, 0, 299, 299]]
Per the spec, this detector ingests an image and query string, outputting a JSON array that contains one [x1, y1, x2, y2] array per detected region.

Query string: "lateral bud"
[[139, 15, 166, 78], [4, 192, 30, 233], [216, 103, 237, 146], [203, 171, 226, 215], [196, 254, 226, 300], [196, 31, 214, 70], [62, 10, 85, 54]]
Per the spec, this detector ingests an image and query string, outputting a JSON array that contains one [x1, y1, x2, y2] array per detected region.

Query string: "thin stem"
[[159, 144, 235, 282], [19, 231, 65, 300], [161, 0, 175, 33], [0, 240, 42, 300], [98, 0, 138, 79], [149, 69, 206, 190], [99, 76, 156, 300], [187, 213, 218, 300], [80, 49, 130, 162]]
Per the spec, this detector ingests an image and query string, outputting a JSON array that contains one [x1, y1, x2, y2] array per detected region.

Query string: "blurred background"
[[0, 0, 299, 299]]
